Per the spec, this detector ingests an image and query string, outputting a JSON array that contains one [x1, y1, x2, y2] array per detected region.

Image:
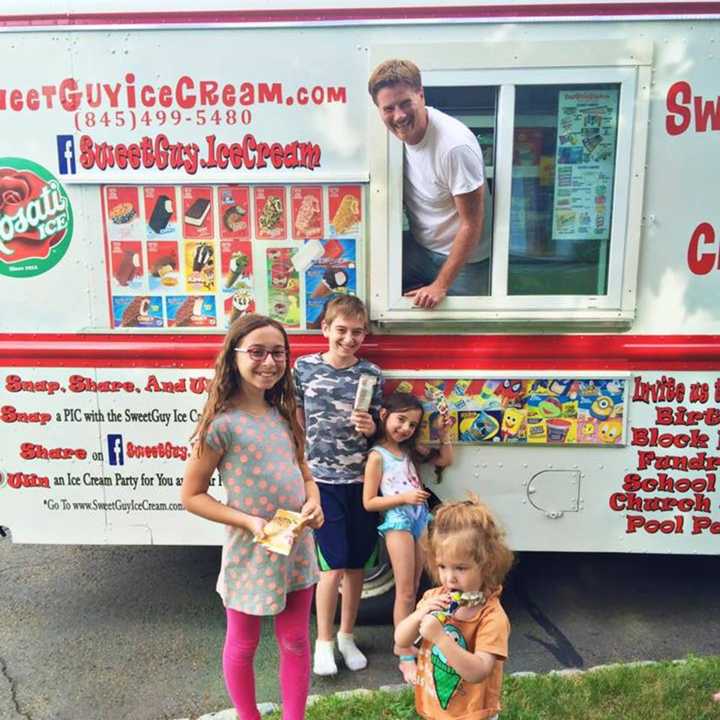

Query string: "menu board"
[[101, 183, 363, 331], [551, 89, 619, 241]]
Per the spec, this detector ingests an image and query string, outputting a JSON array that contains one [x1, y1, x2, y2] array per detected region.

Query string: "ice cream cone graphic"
[[311, 267, 349, 298], [431, 624, 466, 710], [311, 279, 332, 298]]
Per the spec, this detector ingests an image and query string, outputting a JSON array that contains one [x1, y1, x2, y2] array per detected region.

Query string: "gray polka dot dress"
[[207, 407, 318, 615]]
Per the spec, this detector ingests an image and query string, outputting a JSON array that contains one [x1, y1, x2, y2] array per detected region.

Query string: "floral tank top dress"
[[206, 406, 318, 615]]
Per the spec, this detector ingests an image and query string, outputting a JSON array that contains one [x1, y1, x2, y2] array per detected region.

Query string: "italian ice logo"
[[431, 623, 466, 710], [0, 157, 73, 278]]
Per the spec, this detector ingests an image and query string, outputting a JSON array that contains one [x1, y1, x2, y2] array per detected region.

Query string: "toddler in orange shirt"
[[395, 495, 514, 720]]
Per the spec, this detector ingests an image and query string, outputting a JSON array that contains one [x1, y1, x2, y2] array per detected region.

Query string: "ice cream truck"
[[2, 0, 719, 602]]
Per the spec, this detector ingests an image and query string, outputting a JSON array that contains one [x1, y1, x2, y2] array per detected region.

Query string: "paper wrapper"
[[354, 373, 377, 412], [432, 389, 449, 416], [255, 509, 305, 556]]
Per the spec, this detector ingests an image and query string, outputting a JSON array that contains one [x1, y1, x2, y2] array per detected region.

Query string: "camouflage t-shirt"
[[293, 353, 383, 484]]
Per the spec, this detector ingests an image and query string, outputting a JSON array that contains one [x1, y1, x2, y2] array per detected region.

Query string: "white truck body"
[[1, 1, 719, 553]]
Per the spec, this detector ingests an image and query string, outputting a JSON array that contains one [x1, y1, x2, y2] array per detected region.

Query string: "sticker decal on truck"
[[0, 157, 73, 278]]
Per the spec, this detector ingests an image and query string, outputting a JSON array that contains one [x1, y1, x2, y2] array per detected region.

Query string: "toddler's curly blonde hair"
[[423, 494, 514, 596]]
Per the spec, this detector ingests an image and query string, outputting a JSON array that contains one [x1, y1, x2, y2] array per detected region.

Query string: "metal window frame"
[[368, 40, 652, 326]]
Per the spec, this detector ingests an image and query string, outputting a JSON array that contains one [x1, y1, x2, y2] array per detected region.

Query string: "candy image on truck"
[[1, 1, 719, 616]]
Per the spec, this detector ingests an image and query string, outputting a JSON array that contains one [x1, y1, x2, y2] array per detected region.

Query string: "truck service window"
[[369, 43, 650, 324], [509, 84, 619, 296], [424, 83, 619, 297]]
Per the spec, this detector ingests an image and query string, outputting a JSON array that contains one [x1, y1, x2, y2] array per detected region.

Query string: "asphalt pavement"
[[1, 529, 719, 720]]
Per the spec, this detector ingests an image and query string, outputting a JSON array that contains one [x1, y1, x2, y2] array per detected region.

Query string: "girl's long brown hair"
[[191, 314, 305, 463], [376, 392, 438, 468], [423, 494, 514, 596]]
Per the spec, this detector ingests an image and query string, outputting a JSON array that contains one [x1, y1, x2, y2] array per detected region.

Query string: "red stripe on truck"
[[1, 334, 719, 370], [2, 4, 720, 27]]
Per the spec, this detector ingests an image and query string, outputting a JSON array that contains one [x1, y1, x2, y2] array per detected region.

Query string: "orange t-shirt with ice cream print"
[[415, 586, 510, 720], [206, 407, 318, 615]]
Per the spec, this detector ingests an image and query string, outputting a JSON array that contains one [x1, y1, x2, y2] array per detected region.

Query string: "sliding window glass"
[[508, 84, 619, 295]]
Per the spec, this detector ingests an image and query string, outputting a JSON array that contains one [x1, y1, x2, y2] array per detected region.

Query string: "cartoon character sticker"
[[501, 407, 526, 441], [383, 377, 625, 446]]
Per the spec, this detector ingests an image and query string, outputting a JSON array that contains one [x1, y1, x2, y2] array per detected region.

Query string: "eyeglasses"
[[235, 346, 288, 362]]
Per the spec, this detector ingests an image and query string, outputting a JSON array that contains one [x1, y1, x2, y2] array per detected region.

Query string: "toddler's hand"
[[416, 593, 452, 616], [403, 488, 430, 505], [419, 613, 445, 644]]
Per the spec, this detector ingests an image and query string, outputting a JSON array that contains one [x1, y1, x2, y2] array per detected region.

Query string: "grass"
[[265, 655, 720, 720]]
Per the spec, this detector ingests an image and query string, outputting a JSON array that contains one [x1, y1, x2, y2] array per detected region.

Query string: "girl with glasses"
[[181, 314, 323, 720]]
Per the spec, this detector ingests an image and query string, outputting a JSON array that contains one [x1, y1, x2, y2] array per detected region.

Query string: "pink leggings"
[[223, 586, 314, 720]]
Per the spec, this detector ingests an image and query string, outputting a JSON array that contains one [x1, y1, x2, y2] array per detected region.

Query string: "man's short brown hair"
[[368, 59, 422, 105]]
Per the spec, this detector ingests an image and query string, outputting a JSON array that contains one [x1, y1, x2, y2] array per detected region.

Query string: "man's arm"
[[405, 185, 485, 309]]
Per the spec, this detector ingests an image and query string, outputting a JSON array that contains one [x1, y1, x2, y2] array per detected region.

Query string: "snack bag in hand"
[[255, 509, 305, 555]]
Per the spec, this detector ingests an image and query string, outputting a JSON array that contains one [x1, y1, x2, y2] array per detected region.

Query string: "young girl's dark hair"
[[377, 392, 435, 467], [191, 313, 304, 462], [423, 494, 514, 596]]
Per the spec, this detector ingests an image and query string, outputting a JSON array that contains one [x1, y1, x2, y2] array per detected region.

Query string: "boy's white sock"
[[313, 639, 338, 676], [337, 631, 367, 671]]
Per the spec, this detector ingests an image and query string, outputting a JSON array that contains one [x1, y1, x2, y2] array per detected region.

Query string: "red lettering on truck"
[[20, 443, 87, 460], [666, 80, 720, 135]]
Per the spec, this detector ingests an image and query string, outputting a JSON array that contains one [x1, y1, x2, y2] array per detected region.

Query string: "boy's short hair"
[[368, 59, 423, 105], [322, 295, 368, 328]]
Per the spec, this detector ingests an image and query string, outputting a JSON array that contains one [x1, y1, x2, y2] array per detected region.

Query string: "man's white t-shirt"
[[403, 106, 490, 262]]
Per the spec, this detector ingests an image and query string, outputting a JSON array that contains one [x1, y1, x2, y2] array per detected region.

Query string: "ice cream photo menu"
[[101, 184, 364, 331]]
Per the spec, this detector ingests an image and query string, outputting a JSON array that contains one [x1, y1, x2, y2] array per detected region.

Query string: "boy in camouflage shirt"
[[294, 295, 383, 675]]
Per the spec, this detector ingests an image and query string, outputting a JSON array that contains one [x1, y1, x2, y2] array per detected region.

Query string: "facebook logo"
[[56, 135, 76, 175], [107, 434, 124, 466]]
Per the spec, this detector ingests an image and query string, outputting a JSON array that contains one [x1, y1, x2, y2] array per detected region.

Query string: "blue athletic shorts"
[[378, 504, 431, 540], [314, 482, 379, 571]]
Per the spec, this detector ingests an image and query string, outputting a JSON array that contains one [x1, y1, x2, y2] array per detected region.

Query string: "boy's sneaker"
[[313, 639, 338, 676], [337, 631, 367, 671]]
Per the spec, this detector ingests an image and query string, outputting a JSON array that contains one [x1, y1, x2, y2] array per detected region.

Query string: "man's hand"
[[404, 280, 447, 309]]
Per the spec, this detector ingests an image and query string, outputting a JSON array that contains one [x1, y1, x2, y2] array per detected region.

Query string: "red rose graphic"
[[0, 167, 65, 264], [0, 172, 31, 213]]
